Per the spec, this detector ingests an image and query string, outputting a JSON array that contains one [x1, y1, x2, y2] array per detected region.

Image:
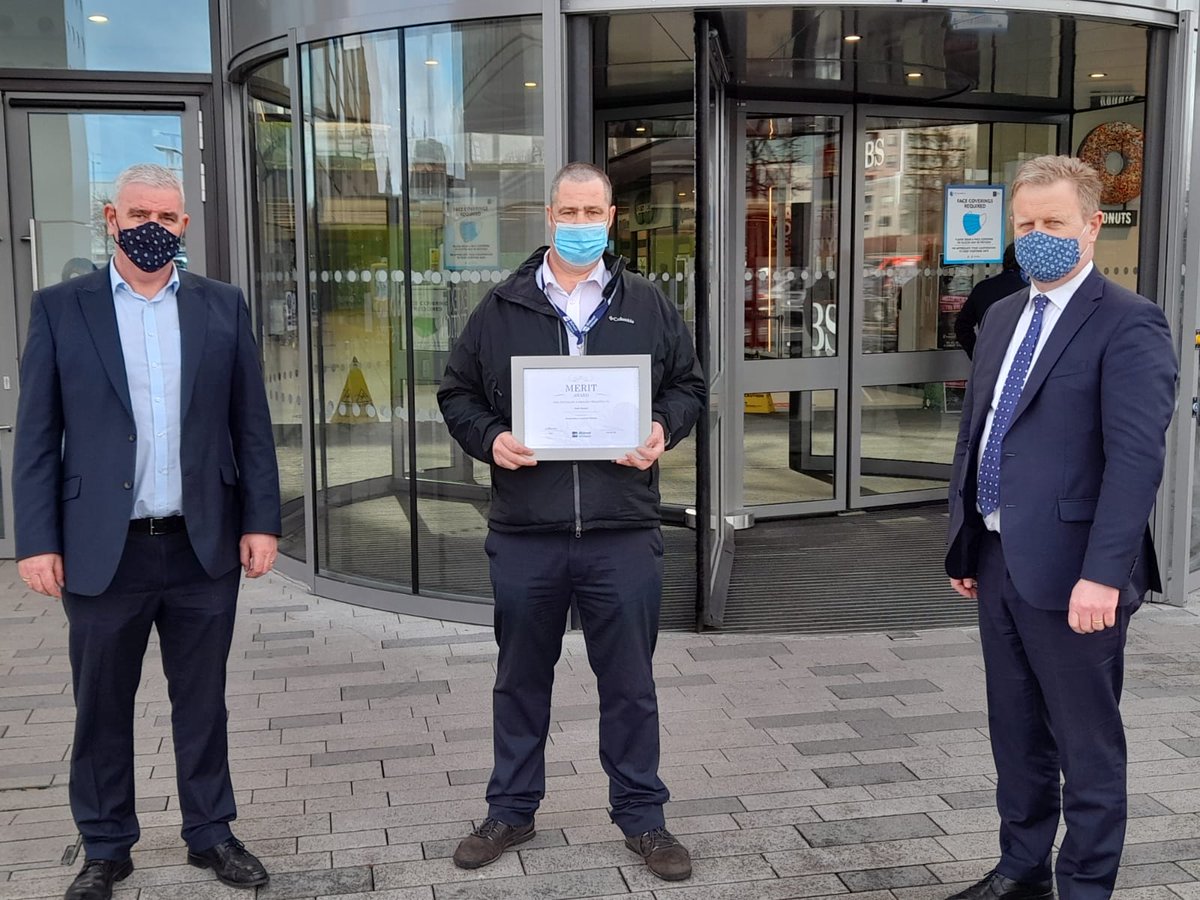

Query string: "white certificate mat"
[[511, 354, 652, 461]]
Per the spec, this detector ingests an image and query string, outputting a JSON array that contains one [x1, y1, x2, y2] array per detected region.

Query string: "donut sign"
[[1078, 121, 1144, 205], [944, 185, 1006, 265]]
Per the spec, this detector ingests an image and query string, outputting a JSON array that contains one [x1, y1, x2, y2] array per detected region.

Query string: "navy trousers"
[[484, 528, 670, 836], [62, 527, 240, 860], [977, 531, 1132, 900]]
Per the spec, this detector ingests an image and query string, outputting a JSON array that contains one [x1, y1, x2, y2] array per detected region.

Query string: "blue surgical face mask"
[[1014, 226, 1088, 285], [552, 218, 609, 267]]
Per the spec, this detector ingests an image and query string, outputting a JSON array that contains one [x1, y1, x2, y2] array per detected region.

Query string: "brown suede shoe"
[[452, 818, 535, 869], [625, 827, 692, 881]]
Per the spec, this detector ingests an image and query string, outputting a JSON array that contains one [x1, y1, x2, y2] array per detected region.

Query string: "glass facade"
[[247, 58, 305, 561], [0, 1, 211, 72], [293, 17, 543, 596], [208, 1, 1197, 618]]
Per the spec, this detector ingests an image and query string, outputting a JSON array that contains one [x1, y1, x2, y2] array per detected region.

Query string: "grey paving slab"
[[814, 762, 919, 787], [3, 565, 1200, 898], [827, 680, 943, 700], [800, 812, 945, 847], [840, 864, 940, 891]]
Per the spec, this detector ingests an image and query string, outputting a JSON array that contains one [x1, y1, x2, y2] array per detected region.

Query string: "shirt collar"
[[109, 257, 180, 301], [1034, 260, 1093, 311], [538, 252, 607, 295]]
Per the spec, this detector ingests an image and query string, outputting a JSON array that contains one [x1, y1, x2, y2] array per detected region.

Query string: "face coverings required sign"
[[943, 185, 1005, 264]]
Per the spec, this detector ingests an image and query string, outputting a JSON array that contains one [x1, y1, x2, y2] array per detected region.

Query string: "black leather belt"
[[129, 516, 186, 535]]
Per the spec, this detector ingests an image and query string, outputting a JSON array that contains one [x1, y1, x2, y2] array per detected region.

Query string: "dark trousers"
[[484, 528, 669, 836], [977, 531, 1132, 900], [63, 528, 240, 860]]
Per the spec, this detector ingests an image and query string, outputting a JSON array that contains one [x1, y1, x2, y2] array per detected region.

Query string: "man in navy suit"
[[13, 164, 281, 900], [946, 155, 1177, 900]]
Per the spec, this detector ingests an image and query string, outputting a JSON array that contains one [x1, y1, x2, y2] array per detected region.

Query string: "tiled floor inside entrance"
[[5, 561, 1200, 899]]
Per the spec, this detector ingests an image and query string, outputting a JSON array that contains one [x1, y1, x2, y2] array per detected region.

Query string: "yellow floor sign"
[[331, 357, 377, 423], [744, 392, 775, 414]]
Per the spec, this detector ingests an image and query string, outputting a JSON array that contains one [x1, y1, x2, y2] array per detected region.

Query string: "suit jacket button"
[[122, 481, 133, 490], [128, 434, 136, 442]]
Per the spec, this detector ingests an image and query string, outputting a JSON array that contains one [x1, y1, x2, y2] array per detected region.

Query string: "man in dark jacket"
[[955, 243, 1028, 357], [438, 162, 704, 882]]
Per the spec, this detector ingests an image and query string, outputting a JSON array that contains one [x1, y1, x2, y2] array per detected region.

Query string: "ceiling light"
[[1089, 72, 1107, 78], [424, 59, 438, 66], [844, 34, 862, 42], [635, 126, 646, 133], [678, 192, 687, 197], [87, 14, 109, 22], [524, 81, 537, 88], [906, 72, 923, 79]]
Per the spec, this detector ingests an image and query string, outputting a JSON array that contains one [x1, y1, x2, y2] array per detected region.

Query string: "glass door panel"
[[606, 114, 697, 510], [852, 113, 1059, 507], [737, 108, 849, 517]]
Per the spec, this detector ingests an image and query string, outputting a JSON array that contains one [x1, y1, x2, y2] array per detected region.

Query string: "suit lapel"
[[77, 272, 134, 419], [1008, 269, 1104, 426], [176, 272, 208, 423], [969, 292, 1027, 438]]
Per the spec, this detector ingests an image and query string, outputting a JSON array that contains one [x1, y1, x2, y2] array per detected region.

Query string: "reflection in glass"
[[744, 116, 840, 361], [861, 119, 1057, 353], [743, 390, 836, 505], [28, 112, 185, 291], [304, 32, 411, 586], [247, 58, 305, 562], [408, 17, 543, 595], [606, 117, 697, 509], [859, 382, 960, 495], [1, 1, 211, 72]]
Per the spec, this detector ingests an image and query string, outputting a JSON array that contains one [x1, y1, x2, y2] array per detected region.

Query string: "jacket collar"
[[495, 247, 627, 315], [75, 267, 207, 422], [970, 267, 1105, 432]]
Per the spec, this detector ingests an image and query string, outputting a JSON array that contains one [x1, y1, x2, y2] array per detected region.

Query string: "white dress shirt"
[[538, 253, 610, 356], [977, 261, 1094, 532]]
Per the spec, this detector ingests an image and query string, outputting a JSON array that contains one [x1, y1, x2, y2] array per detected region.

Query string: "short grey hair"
[[114, 163, 185, 206], [550, 162, 612, 207], [1011, 155, 1101, 219]]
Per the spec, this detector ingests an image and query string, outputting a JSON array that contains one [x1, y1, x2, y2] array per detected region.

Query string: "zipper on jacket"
[[572, 463, 582, 538]]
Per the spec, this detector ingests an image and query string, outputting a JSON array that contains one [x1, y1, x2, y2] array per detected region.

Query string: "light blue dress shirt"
[[109, 260, 183, 518]]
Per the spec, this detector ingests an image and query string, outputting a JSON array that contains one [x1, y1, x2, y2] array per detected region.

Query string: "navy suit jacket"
[[12, 267, 281, 596], [946, 268, 1177, 610]]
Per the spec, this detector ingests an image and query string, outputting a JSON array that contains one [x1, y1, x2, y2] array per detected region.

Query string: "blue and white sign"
[[944, 185, 1005, 264]]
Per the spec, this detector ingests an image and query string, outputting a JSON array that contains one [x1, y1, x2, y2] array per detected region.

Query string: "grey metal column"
[[1160, 9, 1198, 603]]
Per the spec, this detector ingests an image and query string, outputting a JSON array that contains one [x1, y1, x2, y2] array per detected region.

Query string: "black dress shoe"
[[947, 869, 1053, 900], [64, 858, 133, 900], [186, 837, 269, 888]]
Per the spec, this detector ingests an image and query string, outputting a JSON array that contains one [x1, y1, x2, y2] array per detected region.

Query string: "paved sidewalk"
[[5, 561, 1200, 899]]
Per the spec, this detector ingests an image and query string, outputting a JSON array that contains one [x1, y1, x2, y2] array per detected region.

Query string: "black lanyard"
[[549, 295, 611, 348], [540, 267, 615, 348]]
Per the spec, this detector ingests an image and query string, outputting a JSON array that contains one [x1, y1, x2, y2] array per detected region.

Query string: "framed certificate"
[[511, 354, 652, 461]]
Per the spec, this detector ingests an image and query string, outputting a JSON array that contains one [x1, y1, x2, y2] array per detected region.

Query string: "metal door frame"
[[5, 93, 207, 349], [696, 13, 735, 628], [0, 103, 16, 559], [732, 101, 855, 519]]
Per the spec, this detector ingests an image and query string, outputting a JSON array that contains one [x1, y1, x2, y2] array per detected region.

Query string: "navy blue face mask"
[[116, 220, 181, 273]]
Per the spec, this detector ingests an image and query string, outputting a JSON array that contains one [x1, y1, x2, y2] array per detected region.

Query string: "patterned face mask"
[[1014, 226, 1088, 284], [116, 220, 181, 273]]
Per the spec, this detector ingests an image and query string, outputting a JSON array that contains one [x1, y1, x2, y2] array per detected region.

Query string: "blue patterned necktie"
[[977, 294, 1050, 517]]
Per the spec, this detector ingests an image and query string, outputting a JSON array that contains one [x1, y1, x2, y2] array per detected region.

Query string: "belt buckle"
[[148, 517, 167, 536]]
